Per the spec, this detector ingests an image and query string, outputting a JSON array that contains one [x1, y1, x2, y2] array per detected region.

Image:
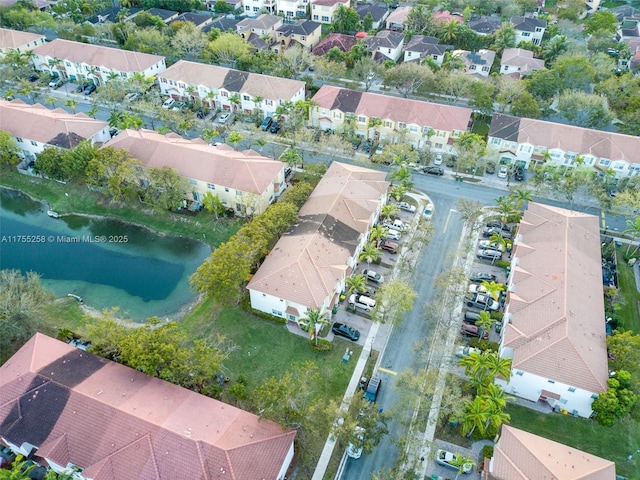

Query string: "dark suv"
[[514, 167, 525, 181], [364, 376, 381, 402]]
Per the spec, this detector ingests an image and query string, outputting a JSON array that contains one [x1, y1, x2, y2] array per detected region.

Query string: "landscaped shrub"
[[472, 423, 498, 441], [469, 338, 500, 352], [494, 259, 511, 269], [311, 339, 332, 352], [490, 311, 504, 321], [481, 445, 494, 459]]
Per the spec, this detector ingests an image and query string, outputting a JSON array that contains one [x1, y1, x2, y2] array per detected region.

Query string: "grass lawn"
[[616, 247, 640, 333], [0, 166, 241, 247], [506, 404, 640, 477], [471, 115, 491, 137]]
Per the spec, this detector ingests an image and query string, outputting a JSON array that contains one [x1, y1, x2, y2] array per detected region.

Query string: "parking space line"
[[378, 367, 397, 376]]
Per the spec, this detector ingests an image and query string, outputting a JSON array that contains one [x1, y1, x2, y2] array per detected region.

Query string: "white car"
[[433, 154, 443, 165], [217, 112, 234, 124], [468, 284, 488, 294], [348, 294, 376, 311], [162, 98, 175, 109], [363, 269, 384, 284], [497, 165, 508, 178], [423, 203, 434, 220], [382, 219, 406, 231], [48, 78, 64, 88], [385, 228, 401, 241], [478, 240, 505, 252], [466, 293, 499, 311], [455, 345, 482, 357], [435, 449, 473, 473], [397, 202, 416, 213], [346, 427, 365, 459]]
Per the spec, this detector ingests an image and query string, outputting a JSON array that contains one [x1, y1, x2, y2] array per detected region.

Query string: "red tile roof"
[[504, 203, 609, 394], [0, 333, 296, 480], [492, 426, 616, 479]]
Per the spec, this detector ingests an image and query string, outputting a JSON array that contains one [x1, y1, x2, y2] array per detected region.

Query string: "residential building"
[[203, 14, 241, 34], [0, 333, 296, 480], [86, 6, 142, 24], [277, 0, 309, 19], [169, 11, 213, 29], [468, 15, 501, 35], [157, 60, 305, 117], [355, 4, 389, 29], [0, 27, 45, 56], [248, 162, 389, 321], [107, 129, 286, 215], [385, 5, 411, 30], [310, 85, 472, 152], [403, 35, 451, 65], [487, 113, 640, 177], [365, 30, 404, 62], [490, 426, 616, 479], [31, 39, 166, 86], [0, 99, 110, 169], [495, 202, 609, 418], [274, 19, 322, 52], [452, 49, 496, 77], [499, 47, 545, 77], [311, 33, 357, 56], [146, 7, 180, 23], [432, 10, 464, 25], [206, 0, 242, 12], [236, 13, 282, 42], [510, 15, 547, 45], [241, 0, 277, 15], [311, 0, 350, 24]]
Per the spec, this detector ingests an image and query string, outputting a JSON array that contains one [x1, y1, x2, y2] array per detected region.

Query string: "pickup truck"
[[363, 269, 384, 284]]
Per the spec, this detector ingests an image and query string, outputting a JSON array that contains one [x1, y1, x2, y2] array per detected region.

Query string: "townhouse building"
[[31, 39, 166, 86], [310, 85, 472, 152], [487, 113, 640, 177], [157, 60, 305, 117], [311, 0, 350, 24], [0, 27, 45, 56]]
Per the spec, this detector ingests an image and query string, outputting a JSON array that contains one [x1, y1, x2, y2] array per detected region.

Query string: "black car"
[[485, 161, 496, 174], [423, 166, 444, 176], [514, 167, 525, 181], [83, 84, 96, 95], [470, 272, 497, 283], [270, 121, 280, 134], [486, 221, 502, 228], [332, 323, 360, 341], [28, 73, 39, 82], [483, 227, 512, 239], [76, 83, 89, 93]]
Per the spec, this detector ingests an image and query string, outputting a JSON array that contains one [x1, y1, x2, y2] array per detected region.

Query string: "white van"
[[385, 228, 401, 241], [383, 219, 405, 231], [349, 294, 376, 311]]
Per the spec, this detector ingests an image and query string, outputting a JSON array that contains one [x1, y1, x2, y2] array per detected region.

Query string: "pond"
[[0, 187, 211, 321]]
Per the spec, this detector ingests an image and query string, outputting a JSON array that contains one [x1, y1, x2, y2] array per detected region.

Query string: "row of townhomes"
[[310, 85, 473, 153], [497, 202, 609, 419], [1, 99, 285, 216], [248, 162, 389, 322], [0, 333, 296, 480], [488, 113, 640, 177], [0, 27, 45, 55]]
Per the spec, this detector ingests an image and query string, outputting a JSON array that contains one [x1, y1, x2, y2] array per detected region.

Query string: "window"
[[387, 48, 391, 54], [522, 32, 530, 37], [266, 100, 273, 106], [409, 126, 418, 133], [384, 121, 392, 128], [245, 5, 250, 10], [236, 190, 244, 197], [207, 183, 215, 190], [189, 179, 197, 185], [398, 122, 406, 129], [288, 314, 296, 321], [535, 27, 543, 32], [30, 140, 37, 146], [302, 35, 306, 41], [16, 137, 23, 143], [547, 379, 555, 384], [490, 137, 501, 145], [225, 187, 230, 192], [560, 398, 567, 404], [221, 91, 228, 97], [568, 387, 576, 392], [482, 66, 489, 72], [357, 116, 366, 123], [243, 95, 250, 101], [599, 158, 611, 167], [322, 16, 329, 22], [272, 309, 283, 316], [313, 14, 318, 20], [253, 6, 259, 11], [407, 51, 412, 57]]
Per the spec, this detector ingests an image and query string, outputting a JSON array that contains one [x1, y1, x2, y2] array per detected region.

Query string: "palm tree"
[[253, 138, 268, 154], [475, 310, 494, 332], [301, 308, 329, 346], [458, 351, 491, 379], [380, 204, 400, 222], [461, 396, 488, 437], [484, 352, 512, 383], [440, 19, 460, 44], [65, 99, 78, 114], [389, 165, 412, 188], [389, 185, 407, 202], [359, 241, 382, 266], [509, 188, 532, 210], [229, 93, 241, 112], [450, 453, 475, 480], [45, 96, 57, 108], [280, 147, 302, 168], [495, 195, 516, 226], [228, 131, 245, 150], [0, 454, 37, 479], [369, 224, 388, 246], [623, 217, 640, 255], [481, 280, 505, 301], [87, 105, 99, 118], [345, 274, 367, 296]]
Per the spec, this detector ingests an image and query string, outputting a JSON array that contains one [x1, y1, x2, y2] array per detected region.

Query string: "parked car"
[[217, 112, 234, 124], [364, 376, 381, 402], [125, 92, 142, 102], [382, 219, 405, 231], [485, 161, 496, 174], [346, 427, 365, 459], [478, 240, 505, 252], [482, 227, 512, 239], [172, 101, 190, 111], [374, 144, 384, 155], [28, 73, 39, 82], [349, 294, 376, 311], [466, 293, 499, 311], [497, 165, 508, 178], [260, 116, 273, 131], [269, 121, 280, 133], [455, 345, 482, 357], [470, 272, 497, 283], [423, 203, 434, 220], [468, 284, 488, 295], [445, 156, 457, 168], [162, 97, 175, 109], [332, 323, 360, 341], [514, 166, 525, 181], [48, 78, 64, 88], [463, 311, 482, 324], [381, 240, 399, 254], [435, 449, 473, 473], [477, 248, 502, 261], [423, 166, 444, 176], [433, 154, 443, 165], [83, 84, 96, 95], [363, 269, 384, 284], [485, 220, 502, 229], [385, 228, 401, 241], [397, 201, 416, 213], [460, 324, 489, 339]]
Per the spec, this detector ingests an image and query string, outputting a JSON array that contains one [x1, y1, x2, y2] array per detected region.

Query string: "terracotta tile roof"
[[503, 203, 609, 394], [0, 99, 107, 147], [248, 162, 388, 308], [0, 333, 296, 480], [488, 113, 640, 166], [105, 129, 283, 195], [159, 60, 304, 101], [312, 85, 471, 133], [0, 27, 44, 49], [386, 6, 411, 24], [492, 426, 616, 480], [433, 10, 464, 23], [312, 33, 357, 56], [32, 39, 164, 74], [500, 48, 545, 73]]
